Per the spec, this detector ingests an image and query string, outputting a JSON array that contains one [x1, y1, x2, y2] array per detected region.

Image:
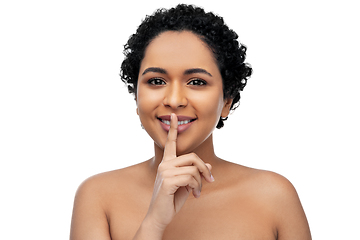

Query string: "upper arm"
[[268, 174, 312, 240], [70, 176, 111, 240]]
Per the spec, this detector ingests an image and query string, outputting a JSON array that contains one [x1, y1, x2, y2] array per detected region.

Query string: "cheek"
[[192, 90, 224, 118], [136, 88, 166, 139], [136, 87, 162, 115]]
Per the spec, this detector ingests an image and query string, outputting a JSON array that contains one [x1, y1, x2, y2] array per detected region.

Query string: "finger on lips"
[[161, 112, 214, 199], [163, 113, 178, 160]]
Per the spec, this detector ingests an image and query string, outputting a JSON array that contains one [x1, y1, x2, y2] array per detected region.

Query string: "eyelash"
[[188, 79, 207, 86], [147, 78, 166, 85], [147, 78, 207, 86]]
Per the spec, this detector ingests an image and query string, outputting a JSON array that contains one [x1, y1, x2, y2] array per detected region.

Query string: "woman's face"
[[136, 31, 232, 155]]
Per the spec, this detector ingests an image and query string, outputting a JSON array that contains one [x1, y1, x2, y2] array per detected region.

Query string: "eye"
[[188, 79, 207, 86], [148, 78, 166, 85]]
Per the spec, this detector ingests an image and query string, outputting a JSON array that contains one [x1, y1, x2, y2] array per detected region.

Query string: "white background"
[[1, 0, 359, 239]]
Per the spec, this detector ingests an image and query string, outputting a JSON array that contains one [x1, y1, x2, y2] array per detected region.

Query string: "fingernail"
[[196, 190, 201, 198]]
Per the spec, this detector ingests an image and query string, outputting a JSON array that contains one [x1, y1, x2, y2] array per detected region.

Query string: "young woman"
[[70, 4, 311, 240]]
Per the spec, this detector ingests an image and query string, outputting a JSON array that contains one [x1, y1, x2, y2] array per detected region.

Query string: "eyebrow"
[[142, 67, 167, 75], [184, 68, 212, 77], [142, 67, 212, 77]]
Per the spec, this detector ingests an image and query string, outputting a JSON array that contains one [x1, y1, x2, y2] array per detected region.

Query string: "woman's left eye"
[[148, 78, 166, 85], [188, 79, 207, 86]]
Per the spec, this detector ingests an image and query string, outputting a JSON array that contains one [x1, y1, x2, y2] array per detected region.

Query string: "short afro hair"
[[120, 4, 252, 128]]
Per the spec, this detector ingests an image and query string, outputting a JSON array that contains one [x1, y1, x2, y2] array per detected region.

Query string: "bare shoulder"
[[70, 161, 150, 240], [70, 171, 115, 240], [221, 161, 294, 191], [231, 164, 312, 239], [230, 164, 301, 211], [77, 160, 150, 192], [246, 167, 297, 198], [75, 165, 135, 196]]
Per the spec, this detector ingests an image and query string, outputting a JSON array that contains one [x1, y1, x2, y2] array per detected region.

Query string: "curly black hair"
[[120, 4, 252, 128]]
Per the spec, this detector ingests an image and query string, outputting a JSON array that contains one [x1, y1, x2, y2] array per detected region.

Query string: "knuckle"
[[161, 169, 171, 178], [185, 175, 193, 182], [190, 153, 204, 164], [157, 163, 166, 172], [190, 166, 199, 175]]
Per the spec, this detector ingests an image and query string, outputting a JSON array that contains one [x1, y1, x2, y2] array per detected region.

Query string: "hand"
[[144, 113, 215, 232]]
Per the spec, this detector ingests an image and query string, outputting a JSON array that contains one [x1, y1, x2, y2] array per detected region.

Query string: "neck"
[[149, 134, 221, 172]]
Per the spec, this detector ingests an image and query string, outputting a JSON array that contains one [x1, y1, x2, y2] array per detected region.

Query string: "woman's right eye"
[[148, 78, 166, 85]]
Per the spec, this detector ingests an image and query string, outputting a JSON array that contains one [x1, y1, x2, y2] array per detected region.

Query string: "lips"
[[157, 115, 197, 133]]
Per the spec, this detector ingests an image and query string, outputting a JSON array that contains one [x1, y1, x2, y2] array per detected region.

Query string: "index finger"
[[163, 113, 178, 160]]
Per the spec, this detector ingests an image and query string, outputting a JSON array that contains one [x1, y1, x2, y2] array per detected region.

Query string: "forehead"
[[140, 31, 220, 77]]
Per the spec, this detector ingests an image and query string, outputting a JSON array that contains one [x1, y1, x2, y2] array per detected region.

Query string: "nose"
[[163, 82, 188, 109]]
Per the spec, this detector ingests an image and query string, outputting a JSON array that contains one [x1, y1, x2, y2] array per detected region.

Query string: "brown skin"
[[70, 31, 311, 240]]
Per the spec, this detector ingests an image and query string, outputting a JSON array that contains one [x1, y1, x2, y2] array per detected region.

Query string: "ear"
[[135, 94, 139, 115], [221, 98, 233, 118]]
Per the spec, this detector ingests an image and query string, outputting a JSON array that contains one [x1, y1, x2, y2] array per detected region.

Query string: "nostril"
[[163, 96, 188, 108], [162, 84, 188, 108]]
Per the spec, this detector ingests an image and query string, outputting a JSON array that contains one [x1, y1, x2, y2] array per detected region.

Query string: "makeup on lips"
[[157, 115, 197, 134]]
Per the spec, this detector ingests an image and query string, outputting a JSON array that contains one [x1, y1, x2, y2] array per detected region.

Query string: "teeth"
[[179, 120, 191, 125], [161, 119, 191, 125]]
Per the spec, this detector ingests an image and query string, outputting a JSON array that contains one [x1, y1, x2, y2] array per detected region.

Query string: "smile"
[[160, 119, 192, 126], [157, 115, 197, 133]]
